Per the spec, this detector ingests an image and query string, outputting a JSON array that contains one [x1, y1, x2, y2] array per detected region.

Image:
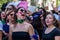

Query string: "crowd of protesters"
[[0, 0, 60, 40]]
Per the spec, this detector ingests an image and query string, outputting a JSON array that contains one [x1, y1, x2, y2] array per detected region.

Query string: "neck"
[[17, 19, 24, 24], [48, 25, 55, 28], [9, 20, 12, 23], [2, 19, 4, 20]]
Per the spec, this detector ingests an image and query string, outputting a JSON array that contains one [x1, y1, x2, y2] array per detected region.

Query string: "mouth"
[[21, 14, 25, 16], [3, 16, 5, 17], [46, 21, 50, 23]]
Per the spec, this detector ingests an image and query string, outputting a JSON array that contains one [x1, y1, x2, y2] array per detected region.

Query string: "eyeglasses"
[[19, 8, 27, 13]]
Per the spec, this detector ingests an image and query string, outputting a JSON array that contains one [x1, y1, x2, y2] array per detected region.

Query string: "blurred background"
[[0, 0, 60, 11]]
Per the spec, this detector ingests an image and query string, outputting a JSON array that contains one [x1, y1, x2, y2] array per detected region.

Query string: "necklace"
[[45, 27, 55, 34]]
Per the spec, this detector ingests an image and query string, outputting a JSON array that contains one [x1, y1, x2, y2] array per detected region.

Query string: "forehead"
[[1, 12, 5, 14], [46, 14, 53, 18]]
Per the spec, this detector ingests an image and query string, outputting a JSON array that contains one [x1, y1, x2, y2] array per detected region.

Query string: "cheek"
[[8, 16, 11, 19], [1, 15, 3, 17], [45, 19, 53, 25], [49, 19, 53, 23], [17, 13, 21, 16], [1, 14, 3, 17], [21, 16, 25, 19]]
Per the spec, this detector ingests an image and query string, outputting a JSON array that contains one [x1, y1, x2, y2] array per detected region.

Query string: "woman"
[[9, 7, 38, 40], [0, 11, 6, 24], [2, 11, 16, 40], [42, 13, 60, 40]]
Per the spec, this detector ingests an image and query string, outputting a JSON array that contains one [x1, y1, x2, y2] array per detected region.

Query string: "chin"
[[46, 23, 51, 26]]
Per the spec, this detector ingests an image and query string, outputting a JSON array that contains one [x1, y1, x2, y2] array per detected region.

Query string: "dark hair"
[[31, 16, 43, 30], [1, 2, 9, 11], [51, 10, 58, 14], [39, 8, 47, 21], [6, 11, 17, 24], [6, 5, 16, 12], [45, 13, 59, 27]]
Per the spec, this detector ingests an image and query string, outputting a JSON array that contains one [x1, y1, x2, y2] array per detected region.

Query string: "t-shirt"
[[0, 21, 3, 31], [42, 27, 60, 40], [3, 23, 9, 33]]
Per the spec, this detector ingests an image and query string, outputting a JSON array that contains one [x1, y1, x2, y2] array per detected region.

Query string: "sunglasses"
[[10, 14, 14, 16], [19, 8, 26, 13]]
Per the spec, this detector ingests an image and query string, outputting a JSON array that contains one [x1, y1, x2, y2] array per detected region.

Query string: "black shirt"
[[42, 27, 60, 40]]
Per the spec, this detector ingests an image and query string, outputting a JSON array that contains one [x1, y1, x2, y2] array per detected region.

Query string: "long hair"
[[6, 11, 17, 24], [45, 12, 59, 27], [31, 16, 44, 30], [6, 5, 16, 12]]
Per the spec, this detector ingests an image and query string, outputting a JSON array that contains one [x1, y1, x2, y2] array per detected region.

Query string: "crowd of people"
[[0, 0, 60, 40]]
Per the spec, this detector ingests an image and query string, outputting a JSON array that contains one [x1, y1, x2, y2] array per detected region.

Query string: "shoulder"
[[24, 22, 33, 28], [24, 22, 33, 27], [54, 28, 60, 32], [54, 28, 60, 36]]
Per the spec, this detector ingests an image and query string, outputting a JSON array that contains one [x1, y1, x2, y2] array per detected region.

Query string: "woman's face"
[[7, 11, 15, 21], [16, 9, 26, 20], [45, 14, 54, 26], [1, 11, 6, 19]]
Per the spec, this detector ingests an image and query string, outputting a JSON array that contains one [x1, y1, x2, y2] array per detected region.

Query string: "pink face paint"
[[18, 12, 25, 16]]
